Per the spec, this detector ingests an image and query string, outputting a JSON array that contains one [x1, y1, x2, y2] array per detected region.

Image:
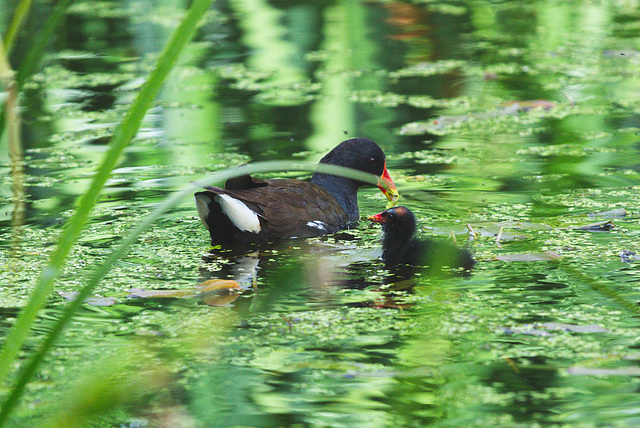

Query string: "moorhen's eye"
[[369, 157, 377, 164], [386, 211, 396, 220]]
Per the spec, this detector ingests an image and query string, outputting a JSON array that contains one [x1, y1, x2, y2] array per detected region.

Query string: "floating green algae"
[[4, 0, 640, 426]]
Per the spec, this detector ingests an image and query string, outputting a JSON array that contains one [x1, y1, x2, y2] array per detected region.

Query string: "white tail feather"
[[216, 194, 261, 233]]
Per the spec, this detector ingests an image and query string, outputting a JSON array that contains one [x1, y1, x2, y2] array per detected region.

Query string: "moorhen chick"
[[195, 138, 399, 246], [368, 206, 474, 270]]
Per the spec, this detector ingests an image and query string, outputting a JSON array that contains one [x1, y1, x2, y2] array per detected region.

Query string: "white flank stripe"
[[216, 194, 261, 233], [306, 220, 327, 231]]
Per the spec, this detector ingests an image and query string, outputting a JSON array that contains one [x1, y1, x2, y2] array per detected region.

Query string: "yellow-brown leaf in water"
[[197, 279, 241, 306], [197, 279, 241, 291]]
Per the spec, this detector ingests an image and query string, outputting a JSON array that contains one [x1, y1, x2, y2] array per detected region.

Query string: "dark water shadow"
[[196, 234, 474, 314]]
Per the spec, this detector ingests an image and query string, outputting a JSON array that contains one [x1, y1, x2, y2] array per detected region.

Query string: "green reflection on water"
[[3, 0, 640, 426]]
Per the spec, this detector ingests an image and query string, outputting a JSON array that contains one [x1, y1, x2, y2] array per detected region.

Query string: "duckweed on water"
[[387, 60, 466, 79], [29, 65, 136, 91], [6, 0, 640, 425]]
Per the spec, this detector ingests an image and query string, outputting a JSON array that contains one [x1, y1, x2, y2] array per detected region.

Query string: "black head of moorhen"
[[195, 138, 399, 246], [368, 206, 474, 270]]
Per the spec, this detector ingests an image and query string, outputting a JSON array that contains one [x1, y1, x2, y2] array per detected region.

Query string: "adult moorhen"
[[195, 138, 399, 246], [368, 206, 474, 270]]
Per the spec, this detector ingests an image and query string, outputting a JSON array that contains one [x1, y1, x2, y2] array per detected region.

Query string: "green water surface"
[[2, 1, 640, 426]]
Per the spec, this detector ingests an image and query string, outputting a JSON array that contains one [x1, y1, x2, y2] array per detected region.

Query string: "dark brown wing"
[[224, 174, 268, 190], [222, 179, 349, 241]]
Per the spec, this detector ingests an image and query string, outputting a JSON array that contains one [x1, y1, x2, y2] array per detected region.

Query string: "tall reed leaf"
[[2, 0, 36, 55], [15, 0, 74, 87], [0, 0, 73, 139], [0, 0, 215, 421]]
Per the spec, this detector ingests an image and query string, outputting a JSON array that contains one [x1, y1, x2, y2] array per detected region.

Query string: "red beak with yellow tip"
[[368, 211, 386, 224], [377, 161, 399, 208]]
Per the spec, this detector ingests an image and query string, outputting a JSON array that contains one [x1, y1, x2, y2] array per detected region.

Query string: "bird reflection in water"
[[197, 223, 474, 312]]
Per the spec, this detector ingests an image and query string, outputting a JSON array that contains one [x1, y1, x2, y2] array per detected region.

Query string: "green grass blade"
[[15, 0, 74, 87], [0, 0, 73, 142], [0, 0, 215, 415], [2, 0, 35, 55]]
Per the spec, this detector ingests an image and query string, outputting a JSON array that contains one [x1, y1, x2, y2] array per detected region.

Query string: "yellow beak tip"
[[385, 190, 400, 208]]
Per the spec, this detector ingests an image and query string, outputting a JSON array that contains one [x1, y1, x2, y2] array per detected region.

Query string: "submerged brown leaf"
[[588, 208, 627, 218], [575, 220, 616, 231], [493, 251, 562, 262], [199, 291, 240, 307], [127, 289, 197, 299], [56, 290, 117, 306], [127, 279, 241, 306]]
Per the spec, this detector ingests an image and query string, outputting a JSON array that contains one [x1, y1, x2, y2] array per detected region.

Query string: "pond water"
[[2, 0, 640, 426]]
